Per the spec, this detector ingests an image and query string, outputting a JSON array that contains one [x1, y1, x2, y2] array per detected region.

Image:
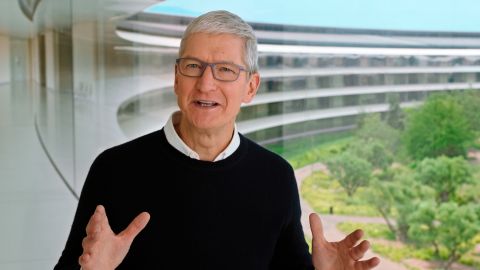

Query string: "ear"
[[174, 64, 179, 96], [242, 72, 260, 104]]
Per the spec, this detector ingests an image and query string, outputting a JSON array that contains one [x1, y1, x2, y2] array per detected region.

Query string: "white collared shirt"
[[164, 111, 240, 162]]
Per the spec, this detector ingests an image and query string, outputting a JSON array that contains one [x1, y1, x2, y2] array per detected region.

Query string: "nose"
[[195, 64, 216, 92]]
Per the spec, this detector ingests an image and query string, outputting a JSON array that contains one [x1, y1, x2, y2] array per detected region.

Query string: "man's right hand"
[[79, 205, 150, 270]]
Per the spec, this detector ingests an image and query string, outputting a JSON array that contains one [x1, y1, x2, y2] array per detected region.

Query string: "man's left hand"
[[309, 213, 380, 270]]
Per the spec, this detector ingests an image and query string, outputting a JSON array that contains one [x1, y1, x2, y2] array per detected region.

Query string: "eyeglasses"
[[176, 58, 248, 82]]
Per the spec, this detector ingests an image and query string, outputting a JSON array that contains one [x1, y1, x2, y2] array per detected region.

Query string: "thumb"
[[309, 213, 327, 246], [119, 212, 151, 244], [96, 205, 111, 231]]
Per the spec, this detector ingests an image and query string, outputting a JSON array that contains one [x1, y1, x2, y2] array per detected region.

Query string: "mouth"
[[194, 100, 220, 108]]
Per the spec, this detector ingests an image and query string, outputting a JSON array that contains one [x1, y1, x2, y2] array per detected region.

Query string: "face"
[[174, 33, 260, 132]]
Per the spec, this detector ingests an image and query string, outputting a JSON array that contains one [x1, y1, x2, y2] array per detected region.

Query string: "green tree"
[[436, 203, 480, 270], [390, 180, 436, 243], [362, 179, 396, 236], [350, 140, 393, 171], [364, 171, 435, 242], [415, 156, 473, 203], [454, 177, 480, 205], [385, 92, 405, 130], [404, 93, 474, 159], [355, 114, 401, 154], [453, 90, 480, 133], [407, 201, 441, 256], [409, 202, 480, 270], [327, 152, 372, 197]]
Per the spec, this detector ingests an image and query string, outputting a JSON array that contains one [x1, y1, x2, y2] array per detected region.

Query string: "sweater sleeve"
[[54, 151, 110, 270], [269, 168, 314, 270]]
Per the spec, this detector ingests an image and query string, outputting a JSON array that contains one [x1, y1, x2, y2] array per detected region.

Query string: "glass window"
[[14, 2, 480, 268]]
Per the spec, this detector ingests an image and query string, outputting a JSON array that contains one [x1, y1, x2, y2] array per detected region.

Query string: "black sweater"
[[54, 129, 313, 269]]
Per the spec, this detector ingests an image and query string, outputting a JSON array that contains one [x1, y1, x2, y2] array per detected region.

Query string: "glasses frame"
[[175, 57, 249, 82]]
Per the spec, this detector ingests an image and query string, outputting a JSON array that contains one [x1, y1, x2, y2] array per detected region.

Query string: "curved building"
[[116, 11, 480, 145]]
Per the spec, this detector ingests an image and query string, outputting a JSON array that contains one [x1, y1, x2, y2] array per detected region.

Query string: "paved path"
[[294, 163, 408, 270]]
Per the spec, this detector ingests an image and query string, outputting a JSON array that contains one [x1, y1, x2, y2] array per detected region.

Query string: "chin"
[[192, 117, 234, 131], [192, 120, 222, 130], [183, 109, 235, 130]]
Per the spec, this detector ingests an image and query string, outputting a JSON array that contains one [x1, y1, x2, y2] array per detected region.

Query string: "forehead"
[[181, 33, 245, 63]]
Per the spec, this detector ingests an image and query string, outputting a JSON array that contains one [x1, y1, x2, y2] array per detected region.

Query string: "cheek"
[[225, 93, 245, 111], [174, 81, 183, 97], [175, 82, 190, 99]]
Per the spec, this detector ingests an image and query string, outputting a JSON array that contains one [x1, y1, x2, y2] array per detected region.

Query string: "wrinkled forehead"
[[180, 32, 246, 63], [178, 32, 246, 57]]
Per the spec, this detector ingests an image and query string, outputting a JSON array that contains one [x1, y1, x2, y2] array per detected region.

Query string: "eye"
[[217, 65, 237, 74], [186, 63, 201, 69]]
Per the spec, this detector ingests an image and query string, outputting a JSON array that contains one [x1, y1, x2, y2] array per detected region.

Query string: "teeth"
[[197, 100, 217, 107]]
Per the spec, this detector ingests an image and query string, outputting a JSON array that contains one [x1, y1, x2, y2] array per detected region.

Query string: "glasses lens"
[[177, 58, 243, 81], [213, 63, 240, 81], [178, 58, 203, 77]]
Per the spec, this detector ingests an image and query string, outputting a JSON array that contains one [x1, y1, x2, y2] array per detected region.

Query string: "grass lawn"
[[337, 222, 480, 269], [337, 221, 395, 240], [473, 137, 480, 149], [301, 171, 378, 216], [265, 131, 353, 169]]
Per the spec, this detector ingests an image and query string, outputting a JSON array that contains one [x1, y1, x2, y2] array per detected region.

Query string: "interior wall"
[[44, 30, 55, 89], [0, 35, 11, 84], [31, 36, 39, 84], [72, 21, 97, 100], [9, 38, 29, 82]]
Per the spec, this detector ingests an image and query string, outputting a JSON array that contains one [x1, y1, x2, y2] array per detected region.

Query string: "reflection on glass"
[[28, 0, 480, 269]]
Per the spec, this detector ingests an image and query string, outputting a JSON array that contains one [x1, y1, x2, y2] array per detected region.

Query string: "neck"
[[175, 116, 234, 162]]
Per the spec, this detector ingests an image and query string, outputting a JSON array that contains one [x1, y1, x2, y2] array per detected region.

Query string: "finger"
[[350, 240, 370, 261], [309, 213, 327, 245], [355, 256, 380, 270], [119, 212, 151, 244], [95, 205, 110, 231], [81, 234, 98, 252], [81, 236, 89, 249], [342, 228, 363, 248], [78, 252, 91, 267], [85, 207, 102, 235]]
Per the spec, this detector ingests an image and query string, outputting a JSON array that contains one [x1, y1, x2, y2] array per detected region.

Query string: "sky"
[[145, 0, 480, 33]]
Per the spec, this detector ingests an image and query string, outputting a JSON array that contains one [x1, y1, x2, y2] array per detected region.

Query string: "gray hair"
[[179, 10, 258, 73]]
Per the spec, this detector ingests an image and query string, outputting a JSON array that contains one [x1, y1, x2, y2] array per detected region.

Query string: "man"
[[55, 10, 380, 270]]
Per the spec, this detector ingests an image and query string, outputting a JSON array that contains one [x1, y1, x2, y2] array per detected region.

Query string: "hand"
[[79, 205, 150, 270], [310, 213, 380, 270]]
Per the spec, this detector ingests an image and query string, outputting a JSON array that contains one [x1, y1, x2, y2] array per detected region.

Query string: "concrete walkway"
[[294, 163, 408, 270]]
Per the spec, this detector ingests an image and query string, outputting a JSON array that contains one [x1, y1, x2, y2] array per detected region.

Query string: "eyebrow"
[[180, 56, 238, 65]]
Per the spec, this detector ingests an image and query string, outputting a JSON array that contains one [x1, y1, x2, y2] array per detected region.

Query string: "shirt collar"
[[164, 111, 240, 162]]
